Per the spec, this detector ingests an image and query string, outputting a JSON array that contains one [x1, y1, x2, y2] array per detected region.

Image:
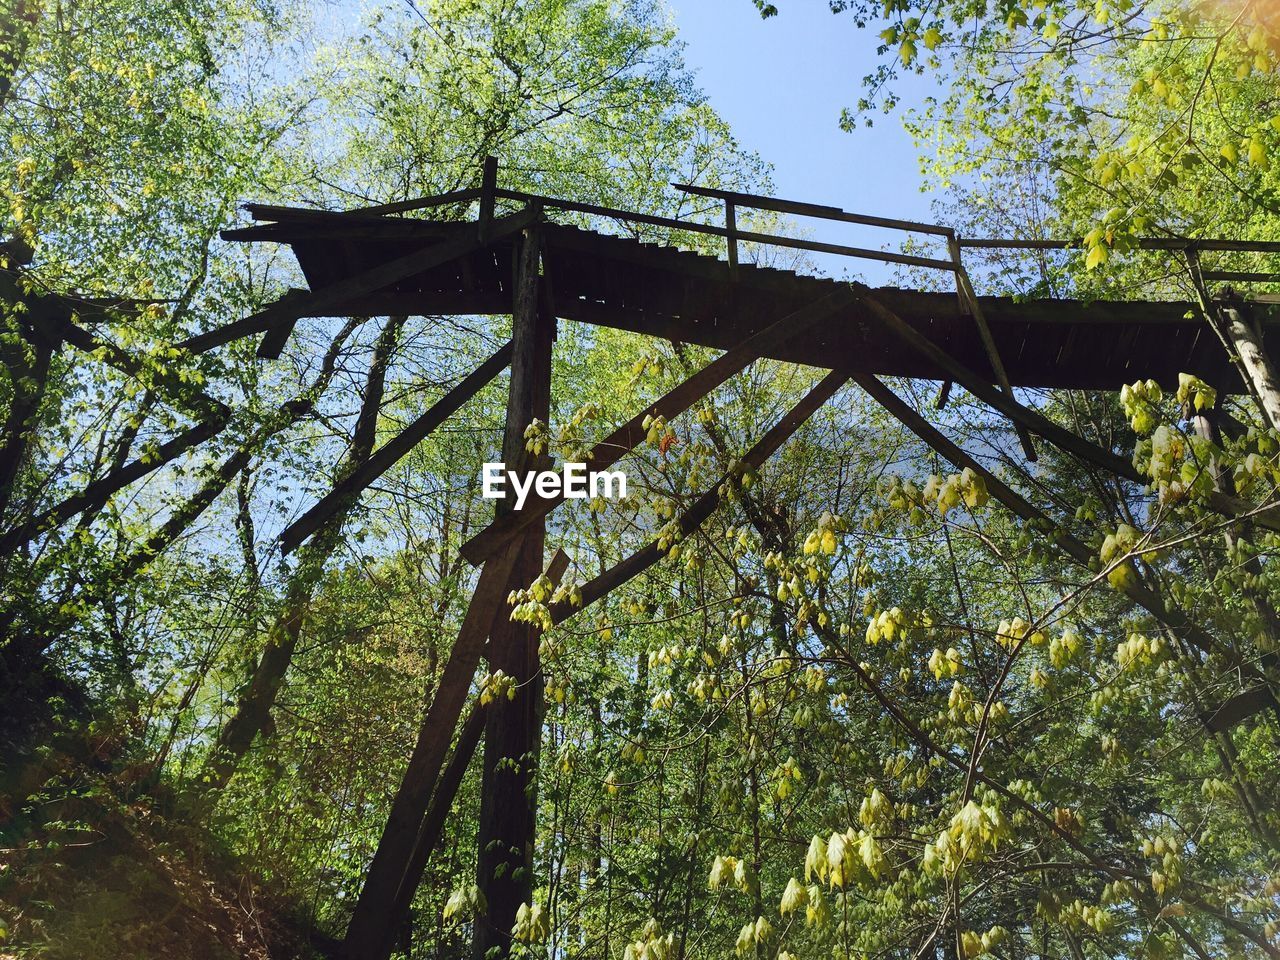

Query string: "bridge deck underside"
[[270, 216, 1273, 391]]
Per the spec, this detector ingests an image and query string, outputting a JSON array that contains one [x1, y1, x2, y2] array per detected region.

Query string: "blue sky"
[[668, 0, 947, 281]]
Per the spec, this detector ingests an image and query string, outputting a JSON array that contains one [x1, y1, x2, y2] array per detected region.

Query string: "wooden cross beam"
[[346, 369, 847, 959], [459, 288, 858, 566], [278, 339, 515, 555], [30, 307, 229, 423], [549, 370, 849, 623], [0, 412, 230, 554], [1, 270, 232, 551]]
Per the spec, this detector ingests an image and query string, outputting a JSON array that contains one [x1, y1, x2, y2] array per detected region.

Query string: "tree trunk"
[[1214, 293, 1280, 430], [0, 324, 53, 525], [190, 315, 404, 805]]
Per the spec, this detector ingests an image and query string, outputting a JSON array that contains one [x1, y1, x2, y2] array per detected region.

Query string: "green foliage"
[[4, 1, 1280, 959]]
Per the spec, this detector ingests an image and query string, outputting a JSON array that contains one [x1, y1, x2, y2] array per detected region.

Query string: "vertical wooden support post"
[[479, 156, 498, 243], [948, 237, 1037, 461], [473, 224, 554, 960], [725, 200, 738, 277]]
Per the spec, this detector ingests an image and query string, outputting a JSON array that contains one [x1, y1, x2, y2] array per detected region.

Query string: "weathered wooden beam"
[[24, 307, 228, 423], [725, 199, 738, 276], [474, 228, 552, 960], [254, 300, 309, 360], [459, 288, 856, 566], [341, 537, 524, 959], [182, 206, 541, 356], [220, 222, 459, 243], [857, 284, 1134, 478], [959, 237, 1280, 253], [278, 339, 515, 555], [382, 551, 569, 958], [241, 203, 421, 224], [854, 284, 1280, 533], [478, 156, 498, 242], [351, 187, 484, 218], [949, 238, 1037, 461], [853, 373, 1272, 677], [493, 188, 957, 272], [342, 229, 551, 960], [935, 381, 953, 410], [548, 371, 848, 624], [1201, 271, 1280, 283]]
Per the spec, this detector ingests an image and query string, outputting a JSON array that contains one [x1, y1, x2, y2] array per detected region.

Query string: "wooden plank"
[[672, 182, 954, 237], [181, 206, 540, 355], [459, 287, 856, 566], [935, 381, 952, 409], [28, 309, 229, 422], [1202, 271, 1280, 283], [255, 304, 304, 360], [278, 340, 514, 555], [241, 203, 426, 225], [350, 187, 483, 218], [959, 237, 1280, 253], [220, 221, 458, 243]]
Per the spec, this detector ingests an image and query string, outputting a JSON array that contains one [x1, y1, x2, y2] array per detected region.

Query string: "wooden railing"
[[328, 158, 1280, 460]]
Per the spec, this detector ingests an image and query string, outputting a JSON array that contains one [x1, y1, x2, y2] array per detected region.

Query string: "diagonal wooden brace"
[[548, 371, 848, 624], [459, 288, 857, 567], [856, 284, 1280, 534], [278, 340, 514, 555], [949, 237, 1037, 461], [0, 411, 231, 554], [853, 373, 1275, 686]]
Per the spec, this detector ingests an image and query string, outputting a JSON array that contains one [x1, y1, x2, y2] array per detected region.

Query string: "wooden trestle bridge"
[[10, 159, 1280, 959]]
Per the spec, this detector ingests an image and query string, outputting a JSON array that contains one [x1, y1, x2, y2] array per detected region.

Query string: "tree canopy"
[[1, 1, 1278, 959]]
